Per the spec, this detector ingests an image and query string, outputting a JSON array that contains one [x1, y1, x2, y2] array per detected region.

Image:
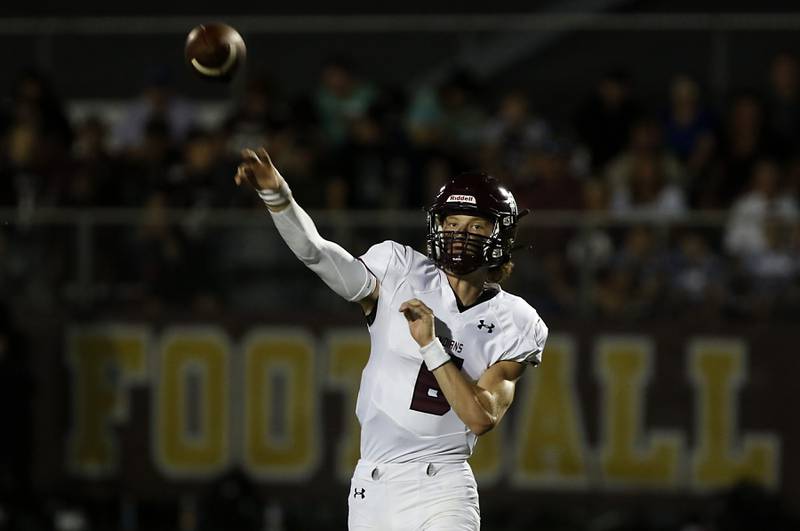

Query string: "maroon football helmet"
[[426, 172, 523, 275]]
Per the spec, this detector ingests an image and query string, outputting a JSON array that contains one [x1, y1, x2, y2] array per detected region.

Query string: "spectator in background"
[[0, 121, 63, 210], [419, 154, 457, 208], [0, 70, 74, 209], [704, 94, 767, 207], [127, 192, 218, 311], [516, 138, 583, 214], [574, 69, 641, 171], [567, 179, 615, 274], [743, 219, 798, 317], [481, 89, 552, 176], [665, 231, 726, 319], [224, 75, 289, 155], [0, 122, 39, 207], [63, 116, 116, 206], [610, 152, 687, 219], [605, 117, 686, 211], [764, 52, 800, 161], [329, 100, 412, 209], [724, 159, 798, 257], [165, 127, 231, 208], [315, 57, 377, 147], [784, 157, 800, 228], [7, 69, 73, 155], [593, 225, 665, 319], [511, 139, 584, 314], [662, 74, 716, 177], [407, 69, 487, 158], [120, 118, 180, 205], [261, 124, 325, 208], [111, 66, 194, 152], [0, 153, 12, 206]]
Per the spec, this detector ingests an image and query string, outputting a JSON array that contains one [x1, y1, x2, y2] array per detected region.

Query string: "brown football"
[[185, 23, 246, 82]]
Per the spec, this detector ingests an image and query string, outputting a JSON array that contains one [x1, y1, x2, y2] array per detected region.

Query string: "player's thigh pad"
[[420, 464, 480, 531]]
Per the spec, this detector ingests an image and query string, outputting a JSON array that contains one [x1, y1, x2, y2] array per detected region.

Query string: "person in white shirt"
[[235, 148, 548, 531], [725, 160, 798, 257]]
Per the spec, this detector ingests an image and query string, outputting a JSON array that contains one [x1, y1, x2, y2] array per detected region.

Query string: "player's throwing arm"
[[234, 148, 378, 304]]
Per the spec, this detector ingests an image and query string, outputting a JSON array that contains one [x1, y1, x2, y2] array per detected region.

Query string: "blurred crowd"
[[1, 53, 800, 320]]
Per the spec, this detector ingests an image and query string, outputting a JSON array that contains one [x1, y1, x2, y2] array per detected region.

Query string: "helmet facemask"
[[425, 171, 521, 276], [426, 211, 507, 275]]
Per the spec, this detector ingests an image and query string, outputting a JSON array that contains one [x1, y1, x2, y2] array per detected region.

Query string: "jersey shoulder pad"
[[360, 240, 418, 286], [496, 292, 548, 366]]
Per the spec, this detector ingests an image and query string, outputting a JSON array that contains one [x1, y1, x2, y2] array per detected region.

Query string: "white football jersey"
[[357, 240, 548, 464]]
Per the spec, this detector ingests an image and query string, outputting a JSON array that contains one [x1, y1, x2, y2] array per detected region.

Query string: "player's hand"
[[234, 147, 282, 192], [399, 299, 435, 347]]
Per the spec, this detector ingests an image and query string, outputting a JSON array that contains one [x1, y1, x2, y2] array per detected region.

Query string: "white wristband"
[[420, 338, 451, 371], [256, 179, 292, 207]]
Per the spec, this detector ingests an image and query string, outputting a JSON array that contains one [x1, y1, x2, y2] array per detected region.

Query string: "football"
[[185, 23, 246, 82]]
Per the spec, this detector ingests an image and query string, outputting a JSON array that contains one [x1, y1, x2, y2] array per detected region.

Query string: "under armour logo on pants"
[[353, 488, 366, 499]]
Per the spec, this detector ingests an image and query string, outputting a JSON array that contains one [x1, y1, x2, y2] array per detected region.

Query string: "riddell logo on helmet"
[[446, 195, 477, 204]]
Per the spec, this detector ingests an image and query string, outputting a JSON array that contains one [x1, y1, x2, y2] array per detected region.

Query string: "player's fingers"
[[258, 147, 274, 166], [234, 165, 245, 184], [400, 302, 420, 316], [404, 299, 433, 314], [235, 165, 250, 186], [399, 305, 421, 321], [241, 148, 261, 164]]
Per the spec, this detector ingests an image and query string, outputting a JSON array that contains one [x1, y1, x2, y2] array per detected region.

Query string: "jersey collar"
[[438, 268, 500, 314]]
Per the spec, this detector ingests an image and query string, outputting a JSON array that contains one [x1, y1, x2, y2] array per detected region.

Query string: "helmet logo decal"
[[446, 194, 477, 204]]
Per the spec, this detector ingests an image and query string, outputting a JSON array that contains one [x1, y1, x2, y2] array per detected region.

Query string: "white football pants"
[[348, 460, 480, 530]]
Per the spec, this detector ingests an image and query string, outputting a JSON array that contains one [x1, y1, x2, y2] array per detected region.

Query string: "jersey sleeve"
[[499, 314, 548, 366], [358, 240, 413, 290]]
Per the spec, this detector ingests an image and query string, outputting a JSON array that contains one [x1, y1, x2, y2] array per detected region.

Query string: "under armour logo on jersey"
[[353, 488, 366, 499], [477, 320, 495, 333]]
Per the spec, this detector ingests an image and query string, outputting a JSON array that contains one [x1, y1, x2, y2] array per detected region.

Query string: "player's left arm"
[[400, 298, 527, 435], [433, 358, 525, 436]]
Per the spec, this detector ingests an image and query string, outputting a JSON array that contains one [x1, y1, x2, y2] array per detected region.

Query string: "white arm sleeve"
[[269, 200, 377, 302]]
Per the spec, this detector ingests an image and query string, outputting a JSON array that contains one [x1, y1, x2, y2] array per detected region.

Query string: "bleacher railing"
[[1, 207, 746, 312]]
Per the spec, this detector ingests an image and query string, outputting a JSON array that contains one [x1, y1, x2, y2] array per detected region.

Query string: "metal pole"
[[577, 217, 595, 317], [710, 28, 731, 104], [75, 213, 93, 305]]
